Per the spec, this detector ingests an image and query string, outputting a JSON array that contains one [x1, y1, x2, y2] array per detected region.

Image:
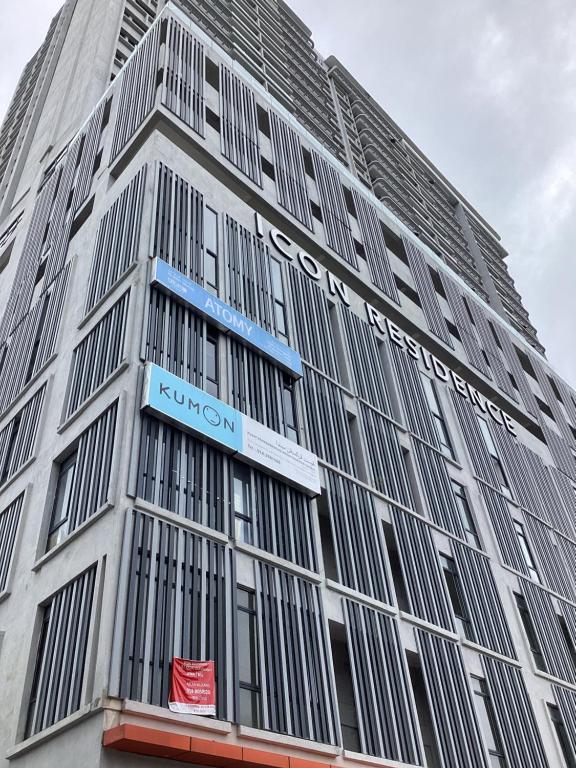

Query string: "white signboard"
[[241, 418, 321, 496]]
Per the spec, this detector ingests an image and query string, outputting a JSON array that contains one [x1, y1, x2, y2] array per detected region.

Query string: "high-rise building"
[[0, 3, 575, 768]]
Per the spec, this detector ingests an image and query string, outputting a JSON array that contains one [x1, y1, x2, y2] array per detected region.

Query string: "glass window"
[[282, 377, 298, 442], [451, 480, 481, 549], [548, 704, 576, 767], [47, 453, 77, 551], [478, 417, 511, 497], [236, 586, 261, 728], [204, 207, 218, 288], [270, 258, 288, 342], [513, 520, 540, 582], [440, 554, 474, 641], [515, 593, 547, 672], [233, 463, 253, 545], [205, 333, 219, 397], [420, 373, 454, 459], [471, 677, 506, 767]]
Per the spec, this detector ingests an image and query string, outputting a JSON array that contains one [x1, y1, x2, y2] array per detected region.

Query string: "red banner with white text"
[[169, 659, 216, 715]]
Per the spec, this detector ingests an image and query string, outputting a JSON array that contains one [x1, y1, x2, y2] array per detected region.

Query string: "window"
[[451, 481, 481, 548], [205, 332, 219, 397], [282, 377, 298, 442], [420, 373, 454, 459], [440, 554, 474, 641], [236, 587, 261, 728], [270, 257, 288, 342], [513, 520, 540, 582], [233, 463, 253, 544], [0, 415, 21, 486], [47, 453, 77, 551], [548, 704, 576, 767], [515, 593, 546, 672], [477, 417, 511, 497], [204, 207, 218, 289], [471, 677, 506, 767]]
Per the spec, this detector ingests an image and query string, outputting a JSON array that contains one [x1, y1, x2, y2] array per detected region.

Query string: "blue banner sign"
[[143, 364, 243, 453], [142, 364, 320, 496], [151, 258, 303, 378]]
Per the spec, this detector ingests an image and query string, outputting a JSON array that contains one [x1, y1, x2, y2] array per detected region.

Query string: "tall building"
[[0, 3, 575, 768]]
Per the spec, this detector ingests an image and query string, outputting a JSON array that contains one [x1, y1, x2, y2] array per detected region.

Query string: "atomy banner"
[[142, 363, 321, 496], [151, 258, 303, 378], [169, 659, 216, 715]]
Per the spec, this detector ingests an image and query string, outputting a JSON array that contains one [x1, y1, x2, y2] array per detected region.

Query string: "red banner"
[[169, 659, 216, 715]]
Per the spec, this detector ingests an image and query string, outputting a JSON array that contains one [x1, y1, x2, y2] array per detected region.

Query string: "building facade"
[[0, 3, 575, 768]]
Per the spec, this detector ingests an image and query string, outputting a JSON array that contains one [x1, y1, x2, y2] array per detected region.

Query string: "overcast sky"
[[1, 0, 575, 387]]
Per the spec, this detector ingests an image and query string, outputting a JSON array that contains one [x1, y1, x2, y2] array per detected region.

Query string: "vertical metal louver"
[[531, 356, 574, 446], [554, 685, 576, 761], [450, 392, 499, 487], [541, 423, 576, 483], [229, 340, 295, 437], [466, 300, 517, 401], [0, 170, 60, 342], [524, 513, 574, 602], [85, 166, 147, 314], [482, 656, 549, 768], [343, 599, 422, 764], [360, 403, 412, 508], [403, 238, 452, 347], [225, 216, 281, 336], [325, 471, 392, 604], [153, 163, 205, 283], [0, 262, 70, 413], [287, 267, 339, 380], [0, 493, 24, 592], [27, 566, 97, 736], [71, 100, 106, 212], [161, 17, 205, 135], [54, 402, 118, 538], [549, 466, 576, 539], [300, 367, 355, 474], [66, 291, 129, 418], [389, 343, 437, 445], [0, 384, 46, 491], [255, 561, 339, 745], [440, 272, 489, 376], [391, 508, 454, 631], [136, 414, 228, 533], [411, 439, 464, 537], [220, 65, 262, 185], [112, 21, 162, 159], [338, 306, 391, 415], [251, 469, 317, 571], [146, 287, 210, 388], [451, 540, 516, 658], [269, 112, 313, 230], [416, 629, 488, 768], [479, 485, 528, 575], [311, 151, 357, 268], [521, 580, 576, 684], [352, 190, 399, 302], [493, 323, 539, 416], [114, 509, 233, 717]]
